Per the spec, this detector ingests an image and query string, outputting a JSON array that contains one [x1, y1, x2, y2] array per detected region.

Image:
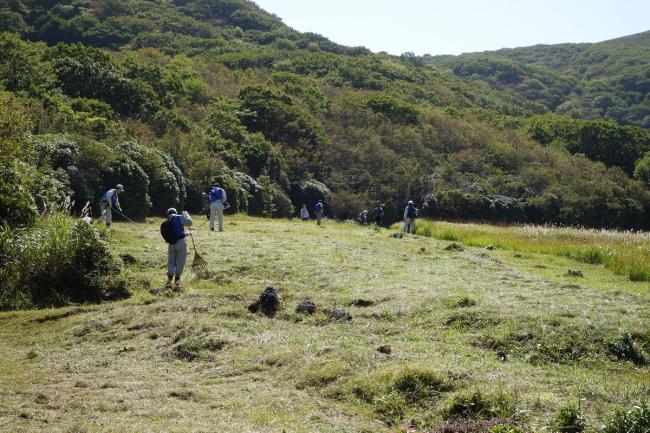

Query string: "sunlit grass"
[[409, 220, 650, 282]]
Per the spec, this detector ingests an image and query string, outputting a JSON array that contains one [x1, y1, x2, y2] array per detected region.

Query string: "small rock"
[[496, 351, 508, 362], [296, 299, 316, 315], [328, 308, 352, 322], [486, 244, 494, 251], [377, 345, 392, 354], [248, 286, 280, 317]]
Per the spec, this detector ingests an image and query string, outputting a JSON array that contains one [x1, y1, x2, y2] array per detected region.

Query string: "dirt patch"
[[349, 299, 375, 307]]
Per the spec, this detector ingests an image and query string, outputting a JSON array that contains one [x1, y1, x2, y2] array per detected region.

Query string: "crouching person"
[[161, 208, 192, 291]]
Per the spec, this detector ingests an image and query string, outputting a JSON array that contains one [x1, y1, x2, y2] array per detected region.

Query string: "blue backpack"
[[210, 188, 223, 203], [407, 205, 417, 219]]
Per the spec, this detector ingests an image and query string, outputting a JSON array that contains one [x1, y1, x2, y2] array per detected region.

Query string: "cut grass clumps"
[[392, 367, 450, 403], [603, 401, 649, 433], [445, 242, 465, 252], [0, 215, 129, 310], [607, 332, 647, 366], [550, 405, 585, 433], [443, 295, 478, 309], [445, 311, 499, 330], [436, 419, 528, 433], [329, 365, 455, 425], [297, 360, 350, 388], [476, 323, 608, 365], [442, 389, 516, 421], [169, 327, 228, 362]]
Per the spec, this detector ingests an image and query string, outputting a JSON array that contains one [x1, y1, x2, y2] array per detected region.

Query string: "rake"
[[188, 228, 208, 272]]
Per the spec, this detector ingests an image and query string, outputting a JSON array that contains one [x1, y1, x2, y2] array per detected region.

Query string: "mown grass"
[[0, 215, 648, 432], [409, 220, 650, 282]]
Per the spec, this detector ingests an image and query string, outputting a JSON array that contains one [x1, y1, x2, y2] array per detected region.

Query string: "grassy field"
[[409, 220, 650, 282], [0, 215, 648, 433]]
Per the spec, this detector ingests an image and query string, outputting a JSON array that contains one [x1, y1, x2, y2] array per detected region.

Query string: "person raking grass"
[[160, 208, 193, 291]]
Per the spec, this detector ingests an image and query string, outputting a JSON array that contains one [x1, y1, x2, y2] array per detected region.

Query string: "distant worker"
[[357, 210, 368, 225], [208, 183, 227, 232], [161, 208, 193, 290], [97, 184, 124, 227], [300, 204, 310, 221], [401, 200, 418, 234], [314, 200, 324, 225], [372, 203, 384, 226]]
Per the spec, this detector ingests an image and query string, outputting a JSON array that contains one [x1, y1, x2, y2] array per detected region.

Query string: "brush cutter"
[[113, 208, 147, 230], [188, 228, 208, 272]]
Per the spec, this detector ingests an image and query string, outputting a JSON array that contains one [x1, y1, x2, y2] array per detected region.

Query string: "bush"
[[603, 401, 649, 433], [607, 332, 647, 366], [550, 405, 585, 433], [295, 179, 331, 212], [271, 184, 294, 218], [0, 215, 129, 310], [0, 164, 38, 227]]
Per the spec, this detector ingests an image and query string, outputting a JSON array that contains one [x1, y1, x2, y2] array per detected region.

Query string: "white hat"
[[408, 200, 414, 205], [116, 184, 124, 191], [167, 208, 177, 215]]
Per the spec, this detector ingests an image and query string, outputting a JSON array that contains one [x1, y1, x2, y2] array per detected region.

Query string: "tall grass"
[[410, 220, 650, 282], [0, 214, 130, 310]]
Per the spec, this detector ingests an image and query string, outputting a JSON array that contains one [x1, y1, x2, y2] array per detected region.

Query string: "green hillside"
[[427, 31, 650, 128], [0, 217, 648, 432], [1, 0, 649, 231]]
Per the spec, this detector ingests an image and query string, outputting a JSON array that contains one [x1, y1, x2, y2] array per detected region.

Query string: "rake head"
[[191, 251, 208, 272]]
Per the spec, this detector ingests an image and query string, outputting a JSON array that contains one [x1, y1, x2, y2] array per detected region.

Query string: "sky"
[[252, 0, 650, 56]]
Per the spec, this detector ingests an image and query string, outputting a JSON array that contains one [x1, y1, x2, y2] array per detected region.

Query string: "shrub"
[[550, 405, 585, 433], [0, 164, 38, 227], [607, 332, 647, 366], [271, 184, 294, 218], [0, 215, 130, 310], [296, 179, 331, 211], [603, 401, 649, 433]]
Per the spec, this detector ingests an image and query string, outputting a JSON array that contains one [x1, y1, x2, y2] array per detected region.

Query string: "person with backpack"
[[97, 184, 124, 227], [372, 203, 384, 226], [300, 204, 309, 221], [208, 183, 227, 232], [402, 200, 418, 234], [314, 200, 324, 225], [161, 208, 193, 290]]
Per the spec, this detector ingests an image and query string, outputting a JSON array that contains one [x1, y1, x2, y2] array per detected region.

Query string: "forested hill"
[[1, 0, 650, 229], [426, 31, 650, 128]]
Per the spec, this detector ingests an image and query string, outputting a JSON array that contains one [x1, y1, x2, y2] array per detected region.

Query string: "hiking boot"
[[174, 280, 183, 292], [165, 279, 173, 289]]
